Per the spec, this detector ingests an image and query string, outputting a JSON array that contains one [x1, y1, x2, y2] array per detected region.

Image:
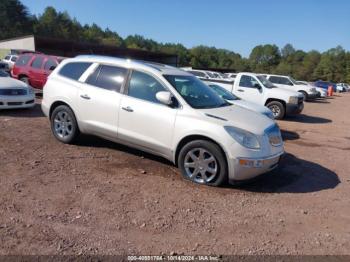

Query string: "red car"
[[12, 53, 63, 89]]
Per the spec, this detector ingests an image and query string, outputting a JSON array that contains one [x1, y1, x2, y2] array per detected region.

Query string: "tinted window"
[[11, 56, 17, 62], [128, 71, 166, 104], [4, 56, 10, 60], [87, 65, 127, 91], [44, 59, 57, 71], [59, 62, 92, 81], [268, 76, 280, 84], [31, 56, 44, 69], [15, 55, 31, 66], [279, 77, 293, 85], [239, 75, 261, 88]]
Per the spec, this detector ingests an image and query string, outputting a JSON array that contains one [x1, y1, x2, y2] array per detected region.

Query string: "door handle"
[[238, 89, 245, 92], [80, 94, 91, 100], [122, 106, 134, 112]]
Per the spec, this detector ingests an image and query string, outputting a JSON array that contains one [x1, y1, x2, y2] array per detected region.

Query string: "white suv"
[[42, 55, 284, 186]]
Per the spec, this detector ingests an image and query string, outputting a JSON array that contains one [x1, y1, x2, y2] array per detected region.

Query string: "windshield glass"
[[289, 77, 298, 85], [164, 75, 230, 109], [257, 75, 275, 88], [209, 84, 239, 100], [0, 70, 9, 77]]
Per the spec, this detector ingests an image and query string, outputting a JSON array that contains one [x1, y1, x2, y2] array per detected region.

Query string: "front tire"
[[299, 91, 308, 101], [178, 140, 227, 186], [19, 76, 29, 85], [50, 105, 79, 144], [267, 101, 285, 120]]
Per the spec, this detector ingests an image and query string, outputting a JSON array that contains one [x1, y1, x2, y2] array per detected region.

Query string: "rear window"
[[59, 62, 92, 81], [15, 55, 32, 66]]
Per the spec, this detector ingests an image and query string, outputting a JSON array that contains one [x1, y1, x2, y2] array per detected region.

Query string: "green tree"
[[0, 0, 34, 39]]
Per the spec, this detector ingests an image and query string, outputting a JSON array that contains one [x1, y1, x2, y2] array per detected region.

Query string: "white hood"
[[198, 105, 275, 135], [0, 77, 28, 89]]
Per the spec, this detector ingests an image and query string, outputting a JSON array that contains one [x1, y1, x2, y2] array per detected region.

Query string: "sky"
[[21, 0, 350, 57]]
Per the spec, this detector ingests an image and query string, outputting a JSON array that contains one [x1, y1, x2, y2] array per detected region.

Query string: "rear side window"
[[268, 76, 280, 84], [11, 57, 17, 62], [44, 59, 57, 71], [86, 65, 127, 92], [31, 56, 44, 69], [4, 56, 10, 60], [15, 55, 31, 66], [59, 62, 92, 81]]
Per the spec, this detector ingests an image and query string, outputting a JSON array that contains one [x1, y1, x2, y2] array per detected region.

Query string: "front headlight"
[[288, 96, 298, 104], [224, 126, 260, 149]]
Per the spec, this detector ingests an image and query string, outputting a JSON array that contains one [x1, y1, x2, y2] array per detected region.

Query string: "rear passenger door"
[[29, 56, 45, 88], [78, 64, 128, 138]]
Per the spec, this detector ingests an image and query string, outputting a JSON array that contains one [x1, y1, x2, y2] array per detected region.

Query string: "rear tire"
[[178, 140, 227, 186], [50, 105, 79, 144], [267, 101, 285, 120], [19, 76, 29, 85]]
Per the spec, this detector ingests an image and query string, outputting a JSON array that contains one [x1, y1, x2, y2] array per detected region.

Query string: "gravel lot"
[[0, 94, 349, 255]]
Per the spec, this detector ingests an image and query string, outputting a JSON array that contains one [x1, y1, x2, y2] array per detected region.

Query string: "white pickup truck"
[[264, 74, 318, 101], [204, 72, 304, 120]]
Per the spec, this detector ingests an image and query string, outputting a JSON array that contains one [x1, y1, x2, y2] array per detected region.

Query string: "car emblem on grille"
[[11, 90, 18, 95]]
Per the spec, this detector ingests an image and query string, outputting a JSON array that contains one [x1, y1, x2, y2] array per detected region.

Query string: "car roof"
[[72, 55, 191, 76]]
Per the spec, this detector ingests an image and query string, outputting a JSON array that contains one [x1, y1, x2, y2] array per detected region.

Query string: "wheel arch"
[[174, 134, 228, 168], [265, 98, 286, 109]]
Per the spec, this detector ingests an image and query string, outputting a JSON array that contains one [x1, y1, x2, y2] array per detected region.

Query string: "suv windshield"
[[257, 75, 275, 88], [164, 75, 230, 109]]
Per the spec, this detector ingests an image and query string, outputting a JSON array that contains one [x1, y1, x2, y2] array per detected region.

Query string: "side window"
[[59, 62, 92, 81], [15, 55, 31, 66], [268, 76, 280, 84], [127, 70, 166, 104], [239, 75, 260, 88], [31, 56, 44, 69], [44, 59, 57, 71], [11, 56, 17, 62], [87, 65, 127, 92], [279, 77, 293, 86], [4, 56, 10, 61]]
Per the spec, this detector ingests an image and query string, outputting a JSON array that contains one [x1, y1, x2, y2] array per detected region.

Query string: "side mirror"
[[253, 83, 261, 89], [49, 66, 56, 71], [156, 91, 172, 105]]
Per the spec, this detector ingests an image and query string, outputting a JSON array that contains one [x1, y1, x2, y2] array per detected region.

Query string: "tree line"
[[1, 0, 350, 83]]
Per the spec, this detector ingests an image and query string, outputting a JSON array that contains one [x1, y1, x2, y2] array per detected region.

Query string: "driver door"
[[235, 74, 264, 104], [118, 70, 178, 157]]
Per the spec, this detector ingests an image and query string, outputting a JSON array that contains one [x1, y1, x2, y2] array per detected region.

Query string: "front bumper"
[[227, 151, 284, 183], [286, 102, 303, 115], [0, 95, 35, 109]]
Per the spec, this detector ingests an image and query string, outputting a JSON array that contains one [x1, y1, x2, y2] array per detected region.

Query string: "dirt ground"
[[0, 94, 349, 256]]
